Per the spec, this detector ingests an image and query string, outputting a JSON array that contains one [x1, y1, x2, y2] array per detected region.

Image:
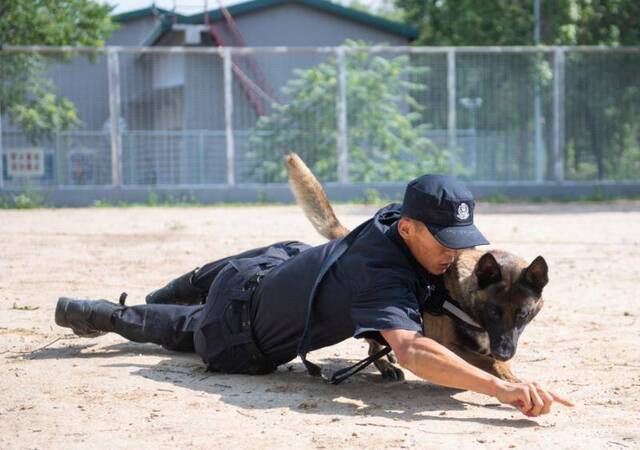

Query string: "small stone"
[[298, 401, 318, 410]]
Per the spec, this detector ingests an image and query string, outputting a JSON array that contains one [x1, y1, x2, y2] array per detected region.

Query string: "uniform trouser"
[[107, 241, 309, 373], [113, 303, 203, 352], [190, 242, 304, 291]]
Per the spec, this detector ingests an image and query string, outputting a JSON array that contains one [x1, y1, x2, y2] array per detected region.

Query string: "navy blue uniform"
[[111, 203, 445, 375], [251, 203, 442, 368]]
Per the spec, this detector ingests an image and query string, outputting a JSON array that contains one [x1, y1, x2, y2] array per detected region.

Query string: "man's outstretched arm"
[[381, 328, 574, 417]]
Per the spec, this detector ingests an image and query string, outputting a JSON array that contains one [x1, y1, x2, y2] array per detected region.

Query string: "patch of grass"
[[91, 199, 112, 208], [147, 191, 160, 206], [90, 192, 207, 208], [479, 188, 640, 204], [482, 191, 510, 203], [0, 190, 46, 209], [362, 188, 387, 205]]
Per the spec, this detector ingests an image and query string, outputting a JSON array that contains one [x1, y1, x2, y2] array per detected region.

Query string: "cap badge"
[[456, 203, 470, 221]]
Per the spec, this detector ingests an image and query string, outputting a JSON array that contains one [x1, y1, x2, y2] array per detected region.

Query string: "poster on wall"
[[7, 149, 45, 177]]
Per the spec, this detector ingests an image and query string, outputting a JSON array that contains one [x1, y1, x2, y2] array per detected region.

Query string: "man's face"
[[398, 218, 459, 275]]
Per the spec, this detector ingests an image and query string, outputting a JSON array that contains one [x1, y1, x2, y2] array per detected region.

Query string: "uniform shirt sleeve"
[[351, 283, 423, 344]]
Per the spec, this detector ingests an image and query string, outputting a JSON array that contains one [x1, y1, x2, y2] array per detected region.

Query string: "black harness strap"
[[329, 346, 392, 385], [297, 220, 372, 380]]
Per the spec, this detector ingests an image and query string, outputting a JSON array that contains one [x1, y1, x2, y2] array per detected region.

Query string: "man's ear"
[[397, 217, 414, 240], [475, 252, 502, 289], [521, 256, 549, 295]]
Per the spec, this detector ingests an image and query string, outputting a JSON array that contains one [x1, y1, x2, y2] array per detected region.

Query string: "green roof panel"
[[113, 0, 417, 40]]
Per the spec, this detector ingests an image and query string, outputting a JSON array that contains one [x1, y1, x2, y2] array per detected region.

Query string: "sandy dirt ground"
[[1, 202, 639, 449]]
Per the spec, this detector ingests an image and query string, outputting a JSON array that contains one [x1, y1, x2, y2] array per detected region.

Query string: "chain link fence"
[[1, 45, 639, 200]]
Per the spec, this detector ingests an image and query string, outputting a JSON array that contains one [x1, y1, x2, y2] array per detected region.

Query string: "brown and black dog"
[[285, 153, 549, 383]]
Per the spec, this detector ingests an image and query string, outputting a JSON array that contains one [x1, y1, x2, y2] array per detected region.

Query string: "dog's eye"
[[516, 309, 529, 321], [488, 305, 502, 318]]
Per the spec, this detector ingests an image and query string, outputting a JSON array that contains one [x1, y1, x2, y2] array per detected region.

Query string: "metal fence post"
[[534, 54, 544, 183], [447, 49, 457, 177], [552, 48, 565, 182], [198, 132, 205, 184], [107, 48, 123, 187], [336, 47, 349, 183], [223, 47, 236, 185]]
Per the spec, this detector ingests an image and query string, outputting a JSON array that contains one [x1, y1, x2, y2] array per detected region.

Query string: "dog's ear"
[[521, 256, 549, 295], [475, 252, 502, 289]]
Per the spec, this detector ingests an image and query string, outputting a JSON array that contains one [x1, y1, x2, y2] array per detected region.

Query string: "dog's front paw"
[[374, 359, 405, 381], [500, 372, 521, 383], [493, 362, 520, 383]]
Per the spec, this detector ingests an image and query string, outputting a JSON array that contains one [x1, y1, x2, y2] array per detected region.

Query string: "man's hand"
[[495, 379, 574, 417], [381, 328, 574, 417]]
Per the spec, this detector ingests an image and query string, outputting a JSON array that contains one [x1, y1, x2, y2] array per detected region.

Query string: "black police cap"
[[401, 174, 489, 249]]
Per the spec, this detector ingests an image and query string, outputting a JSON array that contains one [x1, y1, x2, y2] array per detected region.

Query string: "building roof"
[[113, 0, 418, 41], [112, 6, 187, 23]]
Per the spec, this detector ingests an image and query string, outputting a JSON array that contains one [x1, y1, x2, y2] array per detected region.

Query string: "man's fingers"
[[512, 399, 532, 416], [507, 384, 574, 417], [529, 385, 544, 416], [549, 390, 575, 407], [537, 388, 554, 415], [518, 388, 532, 411]]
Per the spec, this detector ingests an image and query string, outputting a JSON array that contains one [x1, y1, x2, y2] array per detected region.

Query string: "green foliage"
[[10, 91, 79, 140], [0, 190, 46, 209], [91, 192, 203, 208], [248, 41, 448, 183], [396, 0, 539, 46], [362, 188, 388, 204], [344, 0, 404, 22], [91, 199, 112, 208], [146, 191, 160, 206], [394, 0, 640, 47], [395, 0, 640, 181], [564, 52, 640, 180], [0, 1, 116, 140], [143, 191, 201, 206], [482, 191, 509, 204]]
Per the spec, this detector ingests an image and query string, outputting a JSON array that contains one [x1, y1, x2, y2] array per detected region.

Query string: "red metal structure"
[[208, 1, 279, 116]]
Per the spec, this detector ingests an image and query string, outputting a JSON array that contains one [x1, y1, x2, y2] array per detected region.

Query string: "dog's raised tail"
[[285, 153, 350, 240]]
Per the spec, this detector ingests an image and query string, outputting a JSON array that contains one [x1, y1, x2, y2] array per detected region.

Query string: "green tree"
[[248, 41, 448, 182], [342, 0, 404, 22], [395, 0, 640, 46], [395, 0, 640, 180], [0, 1, 116, 140]]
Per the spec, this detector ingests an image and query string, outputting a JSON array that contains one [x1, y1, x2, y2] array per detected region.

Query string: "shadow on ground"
[[22, 340, 538, 429]]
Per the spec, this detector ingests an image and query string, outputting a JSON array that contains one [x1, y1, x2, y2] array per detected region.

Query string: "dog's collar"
[[440, 299, 485, 332]]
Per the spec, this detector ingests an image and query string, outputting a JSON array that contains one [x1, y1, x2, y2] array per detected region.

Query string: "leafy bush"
[[247, 41, 448, 183]]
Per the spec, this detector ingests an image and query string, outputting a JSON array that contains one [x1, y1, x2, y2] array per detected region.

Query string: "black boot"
[[55, 297, 124, 337], [145, 269, 206, 305]]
